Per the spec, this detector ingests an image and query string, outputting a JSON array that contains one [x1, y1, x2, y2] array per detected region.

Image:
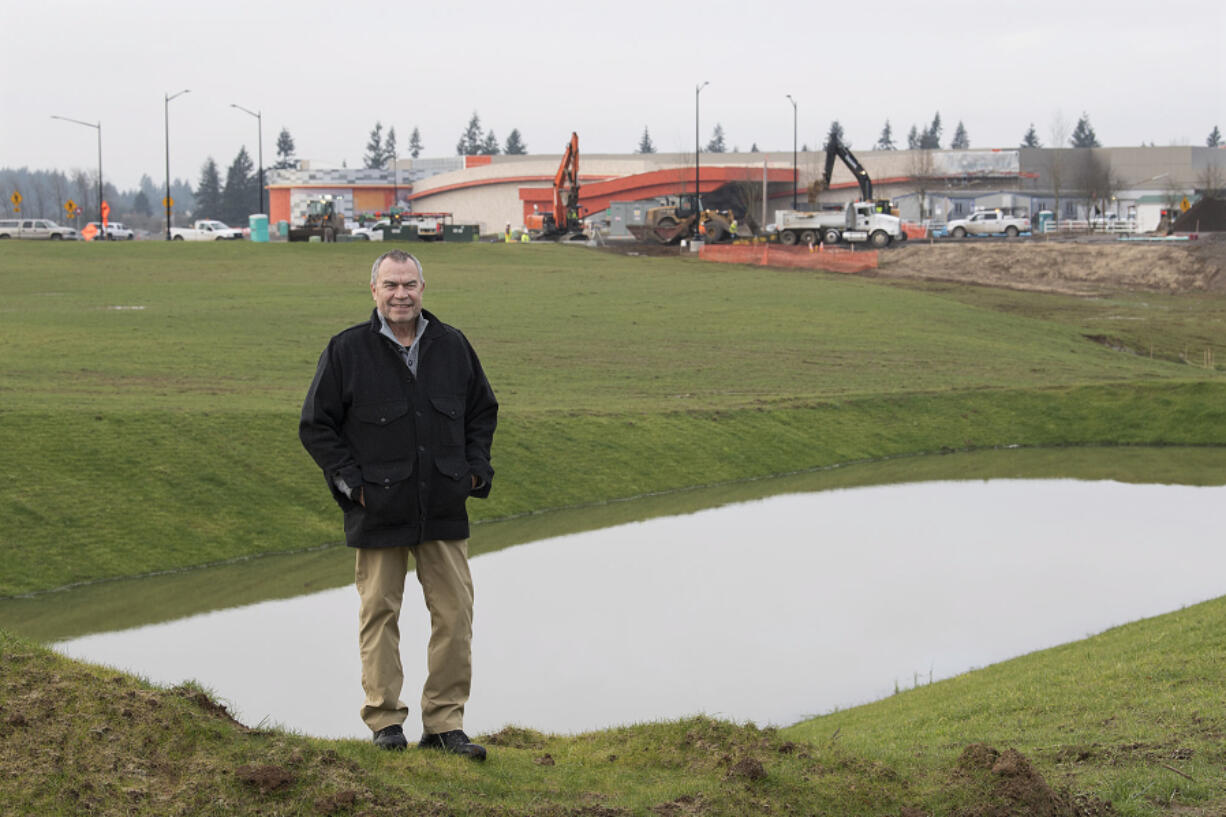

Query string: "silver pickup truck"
[[0, 218, 80, 240], [946, 210, 1030, 238]]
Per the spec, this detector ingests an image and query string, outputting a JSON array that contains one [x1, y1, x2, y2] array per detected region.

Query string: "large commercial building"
[[267, 145, 1224, 236]]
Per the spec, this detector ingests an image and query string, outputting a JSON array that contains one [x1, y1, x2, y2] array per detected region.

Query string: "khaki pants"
[[355, 539, 473, 734]]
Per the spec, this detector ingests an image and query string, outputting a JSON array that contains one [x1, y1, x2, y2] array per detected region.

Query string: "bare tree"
[[907, 149, 938, 222], [1072, 150, 1117, 228], [1046, 113, 1071, 223], [1197, 162, 1224, 199]]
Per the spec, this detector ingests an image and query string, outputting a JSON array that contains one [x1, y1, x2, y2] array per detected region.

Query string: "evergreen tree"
[[636, 126, 656, 154], [920, 112, 942, 149], [801, 143, 810, 152], [750, 142, 760, 152], [364, 122, 385, 168], [706, 123, 727, 153], [1070, 113, 1099, 147], [504, 129, 527, 155], [274, 127, 297, 170], [480, 129, 501, 155], [1021, 123, 1041, 148], [951, 121, 969, 149], [132, 190, 152, 217], [1207, 125, 1222, 147], [875, 120, 895, 150], [456, 112, 484, 156], [907, 125, 920, 150], [221, 147, 255, 224], [409, 126, 424, 158], [194, 158, 223, 220], [384, 127, 398, 166], [824, 120, 846, 150]]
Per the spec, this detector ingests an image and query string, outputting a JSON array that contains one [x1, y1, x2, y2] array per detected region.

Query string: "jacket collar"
[[368, 307, 441, 338]]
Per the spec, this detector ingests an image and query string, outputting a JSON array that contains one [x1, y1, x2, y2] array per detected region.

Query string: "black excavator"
[[808, 137, 895, 215]]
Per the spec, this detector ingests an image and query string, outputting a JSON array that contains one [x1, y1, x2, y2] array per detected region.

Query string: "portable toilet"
[[249, 214, 270, 243]]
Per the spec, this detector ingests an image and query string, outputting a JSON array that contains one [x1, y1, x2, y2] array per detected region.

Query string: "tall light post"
[[695, 81, 708, 211], [164, 89, 190, 240], [50, 115, 102, 231], [230, 103, 264, 215], [786, 94, 798, 209]]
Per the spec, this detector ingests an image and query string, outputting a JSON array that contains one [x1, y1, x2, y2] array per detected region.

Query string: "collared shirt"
[[377, 310, 429, 377]]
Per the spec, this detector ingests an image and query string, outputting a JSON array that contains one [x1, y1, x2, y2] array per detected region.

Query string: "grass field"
[[2, 240, 1225, 815], [1, 241, 1224, 595]]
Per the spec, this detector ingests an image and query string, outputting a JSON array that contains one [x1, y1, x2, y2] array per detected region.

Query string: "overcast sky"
[[3, 0, 1223, 190]]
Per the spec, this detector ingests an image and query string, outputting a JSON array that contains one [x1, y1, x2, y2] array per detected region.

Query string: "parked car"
[[0, 218, 79, 240], [86, 221, 136, 240]]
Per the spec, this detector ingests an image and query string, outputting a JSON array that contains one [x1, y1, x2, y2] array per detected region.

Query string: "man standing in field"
[[299, 249, 498, 759]]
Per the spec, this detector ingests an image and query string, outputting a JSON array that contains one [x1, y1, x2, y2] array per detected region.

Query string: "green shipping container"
[[443, 224, 477, 242]]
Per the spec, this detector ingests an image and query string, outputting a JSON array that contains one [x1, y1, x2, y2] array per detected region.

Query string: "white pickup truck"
[[0, 218, 79, 240], [774, 201, 905, 248], [169, 220, 245, 241], [946, 210, 1030, 238]]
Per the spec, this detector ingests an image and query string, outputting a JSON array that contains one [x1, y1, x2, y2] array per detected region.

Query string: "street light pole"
[[695, 81, 708, 211], [230, 103, 264, 216], [164, 89, 190, 240], [51, 115, 102, 232], [786, 94, 798, 209]]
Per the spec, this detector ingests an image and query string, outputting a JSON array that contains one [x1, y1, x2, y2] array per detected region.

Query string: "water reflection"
[[55, 476, 1226, 739]]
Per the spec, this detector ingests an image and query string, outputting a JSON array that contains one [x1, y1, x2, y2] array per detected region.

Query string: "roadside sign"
[[82, 223, 99, 241], [1180, 197, 1191, 212], [65, 200, 77, 216], [10, 190, 20, 212], [163, 196, 174, 208]]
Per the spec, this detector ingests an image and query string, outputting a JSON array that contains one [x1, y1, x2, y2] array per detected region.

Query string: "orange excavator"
[[526, 132, 586, 240]]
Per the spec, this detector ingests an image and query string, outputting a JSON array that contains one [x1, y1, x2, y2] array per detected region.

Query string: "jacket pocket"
[[361, 460, 416, 528], [429, 395, 465, 446], [429, 455, 470, 516]]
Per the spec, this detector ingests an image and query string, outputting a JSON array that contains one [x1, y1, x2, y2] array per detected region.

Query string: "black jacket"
[[299, 308, 498, 548]]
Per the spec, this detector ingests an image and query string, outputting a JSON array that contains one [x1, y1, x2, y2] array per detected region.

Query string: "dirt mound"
[[1174, 197, 1226, 232], [877, 240, 1226, 295], [948, 744, 1117, 817]]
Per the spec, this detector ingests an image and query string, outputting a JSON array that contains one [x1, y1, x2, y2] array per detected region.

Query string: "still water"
[[54, 471, 1226, 739]]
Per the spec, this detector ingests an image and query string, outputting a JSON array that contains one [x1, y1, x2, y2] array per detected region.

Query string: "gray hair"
[[370, 249, 425, 285]]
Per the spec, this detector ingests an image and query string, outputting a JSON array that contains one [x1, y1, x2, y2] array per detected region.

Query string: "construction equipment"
[[288, 195, 348, 242], [628, 193, 737, 244], [808, 138, 894, 214], [526, 132, 586, 240]]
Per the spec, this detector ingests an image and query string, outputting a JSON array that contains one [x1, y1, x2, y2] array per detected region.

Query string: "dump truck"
[[288, 196, 348, 242], [773, 202, 904, 248]]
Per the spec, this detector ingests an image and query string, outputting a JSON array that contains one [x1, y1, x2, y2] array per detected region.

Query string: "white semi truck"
[[773, 202, 905, 248]]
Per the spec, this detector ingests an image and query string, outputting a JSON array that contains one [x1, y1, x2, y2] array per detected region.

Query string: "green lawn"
[[1, 241, 1223, 595], [2, 240, 1224, 816]]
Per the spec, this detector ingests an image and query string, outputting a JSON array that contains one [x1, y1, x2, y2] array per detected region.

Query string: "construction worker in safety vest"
[[729, 216, 738, 238], [504, 223, 512, 242], [519, 229, 530, 243]]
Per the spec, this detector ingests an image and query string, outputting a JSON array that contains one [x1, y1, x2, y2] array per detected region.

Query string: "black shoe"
[[372, 724, 407, 750], [419, 729, 487, 761]]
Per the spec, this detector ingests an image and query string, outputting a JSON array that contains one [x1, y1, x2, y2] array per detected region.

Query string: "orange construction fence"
[[698, 243, 878, 274]]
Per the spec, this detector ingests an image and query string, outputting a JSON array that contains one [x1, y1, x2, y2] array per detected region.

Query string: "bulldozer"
[[288, 195, 348, 242], [629, 193, 737, 244]]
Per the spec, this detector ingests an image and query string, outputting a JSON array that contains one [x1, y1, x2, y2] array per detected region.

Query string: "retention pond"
[[15, 447, 1226, 739]]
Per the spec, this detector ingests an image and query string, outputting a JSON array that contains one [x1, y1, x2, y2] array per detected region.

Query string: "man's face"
[[371, 259, 425, 326]]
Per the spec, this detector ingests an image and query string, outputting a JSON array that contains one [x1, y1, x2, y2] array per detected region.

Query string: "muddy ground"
[[604, 234, 1226, 297], [874, 235, 1226, 296]]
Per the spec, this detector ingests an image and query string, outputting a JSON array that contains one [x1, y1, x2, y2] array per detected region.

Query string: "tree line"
[[633, 117, 1223, 155]]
